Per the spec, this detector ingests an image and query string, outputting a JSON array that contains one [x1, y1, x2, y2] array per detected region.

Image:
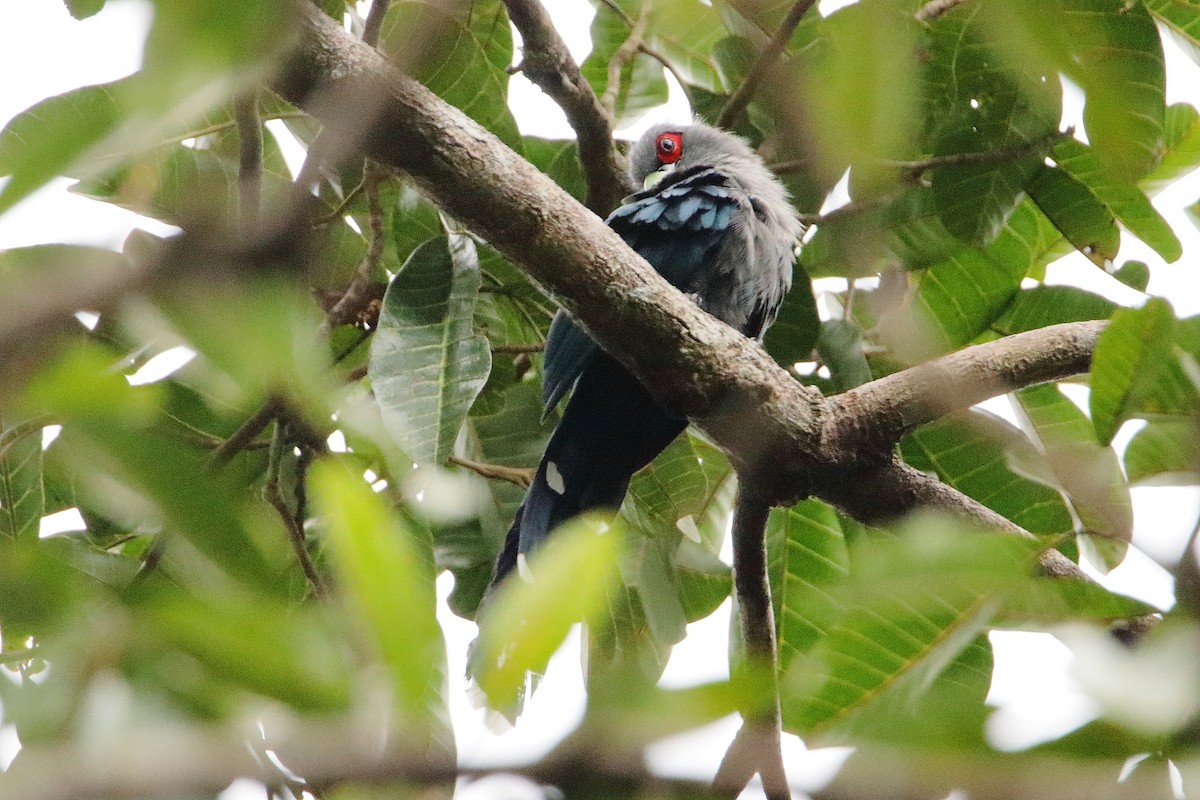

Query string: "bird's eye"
[[655, 132, 684, 164]]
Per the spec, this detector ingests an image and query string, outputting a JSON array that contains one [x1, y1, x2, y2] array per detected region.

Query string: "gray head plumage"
[[628, 121, 803, 246]]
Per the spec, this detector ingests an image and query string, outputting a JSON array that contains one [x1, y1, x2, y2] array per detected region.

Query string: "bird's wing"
[[541, 167, 740, 414], [542, 310, 596, 413]]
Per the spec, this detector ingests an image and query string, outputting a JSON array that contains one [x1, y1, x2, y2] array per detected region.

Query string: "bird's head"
[[628, 121, 763, 190]]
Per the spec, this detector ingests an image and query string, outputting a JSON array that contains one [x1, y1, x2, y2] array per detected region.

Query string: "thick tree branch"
[[814, 457, 1114, 584], [502, 0, 631, 214], [822, 321, 1106, 463]]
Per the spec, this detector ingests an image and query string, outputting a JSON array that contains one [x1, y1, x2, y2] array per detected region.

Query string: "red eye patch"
[[655, 132, 683, 164]]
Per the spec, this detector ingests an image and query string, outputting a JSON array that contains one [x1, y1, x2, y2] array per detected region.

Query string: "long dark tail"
[[489, 353, 686, 588]]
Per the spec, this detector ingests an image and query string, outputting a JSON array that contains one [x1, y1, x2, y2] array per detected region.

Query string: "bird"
[[486, 120, 803, 592]]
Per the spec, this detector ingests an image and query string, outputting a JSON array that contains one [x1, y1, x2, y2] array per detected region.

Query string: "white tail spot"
[[517, 553, 534, 582], [676, 514, 703, 543], [545, 461, 565, 495]]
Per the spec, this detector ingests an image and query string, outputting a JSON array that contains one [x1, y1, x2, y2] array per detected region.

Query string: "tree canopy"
[[2, 1, 1200, 798]]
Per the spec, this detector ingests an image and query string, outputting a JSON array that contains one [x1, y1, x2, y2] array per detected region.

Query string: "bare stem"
[[716, 483, 789, 800], [600, 6, 648, 115], [265, 420, 326, 598], [362, 0, 390, 47], [235, 91, 263, 228], [449, 455, 534, 488], [323, 164, 386, 330], [503, 0, 631, 214], [717, 0, 818, 129], [210, 400, 280, 470]]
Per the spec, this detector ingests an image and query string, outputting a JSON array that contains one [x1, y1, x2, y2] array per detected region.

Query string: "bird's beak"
[[643, 162, 675, 189]]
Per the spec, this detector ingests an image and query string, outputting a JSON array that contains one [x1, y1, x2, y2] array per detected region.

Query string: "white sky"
[[3, 1, 1200, 797]]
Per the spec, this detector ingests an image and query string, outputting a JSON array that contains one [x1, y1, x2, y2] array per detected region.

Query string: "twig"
[[915, 0, 975, 23], [235, 91, 263, 227], [210, 400, 280, 470], [491, 342, 545, 355], [716, 484, 789, 800], [449, 455, 534, 488], [717, 0, 818, 129], [362, 0, 390, 47], [323, 165, 386, 331], [264, 420, 326, 598], [600, 6, 649, 115], [886, 128, 1070, 179], [794, 194, 893, 227], [311, 176, 368, 226], [503, 0, 631, 214]]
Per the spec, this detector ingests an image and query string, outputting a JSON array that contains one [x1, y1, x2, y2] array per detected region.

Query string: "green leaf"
[[1112, 260, 1151, 293], [626, 434, 732, 551], [23, 344, 285, 591], [1025, 166, 1120, 269], [926, 2, 1060, 243], [645, 1, 727, 92], [1089, 298, 1178, 445], [522, 138, 586, 202], [676, 538, 733, 623], [808, 0, 922, 195], [762, 266, 820, 368], [900, 411, 1074, 538], [767, 500, 850, 671], [896, 200, 1059, 358], [1123, 420, 1200, 485], [471, 515, 623, 710], [1015, 384, 1133, 572], [999, 575, 1155, 625], [64, 0, 106, 19], [992, 286, 1117, 336], [1060, 0, 1166, 182], [370, 235, 492, 465], [1142, 102, 1200, 195], [310, 458, 449, 740], [135, 584, 352, 714], [0, 418, 45, 542], [0, 1, 290, 213], [816, 319, 872, 392], [782, 521, 1036, 741], [1145, 0, 1200, 70], [1051, 138, 1182, 263], [379, 0, 521, 150], [884, 186, 968, 271], [73, 141, 295, 226], [0, 81, 125, 213]]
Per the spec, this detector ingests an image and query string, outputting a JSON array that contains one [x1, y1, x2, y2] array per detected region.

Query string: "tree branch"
[[235, 91, 263, 227], [502, 0, 631, 214], [822, 320, 1106, 462], [717, 0, 818, 129], [449, 454, 534, 488], [815, 457, 1107, 583], [362, 0, 389, 48], [717, 484, 789, 800], [600, 6, 648, 116]]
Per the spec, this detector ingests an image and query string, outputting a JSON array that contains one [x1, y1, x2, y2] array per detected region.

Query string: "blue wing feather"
[[542, 311, 597, 414], [540, 166, 740, 414]]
